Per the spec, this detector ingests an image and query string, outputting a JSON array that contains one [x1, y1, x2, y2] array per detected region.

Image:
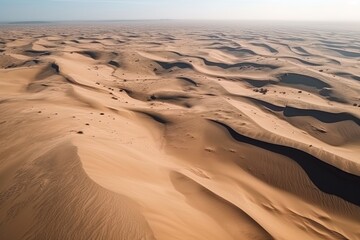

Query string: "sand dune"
[[0, 22, 359, 240]]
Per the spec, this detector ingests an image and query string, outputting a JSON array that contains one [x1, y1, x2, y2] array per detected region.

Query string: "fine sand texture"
[[0, 21, 360, 240]]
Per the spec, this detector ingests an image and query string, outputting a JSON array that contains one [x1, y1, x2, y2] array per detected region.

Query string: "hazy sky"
[[0, 0, 359, 22]]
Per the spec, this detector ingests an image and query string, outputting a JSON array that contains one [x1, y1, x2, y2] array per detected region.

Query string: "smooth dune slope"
[[0, 22, 360, 240]]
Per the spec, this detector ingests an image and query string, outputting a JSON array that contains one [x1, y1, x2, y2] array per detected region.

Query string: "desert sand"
[[0, 21, 360, 240]]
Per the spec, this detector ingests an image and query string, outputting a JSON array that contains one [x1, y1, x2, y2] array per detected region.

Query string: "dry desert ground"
[[0, 21, 360, 240]]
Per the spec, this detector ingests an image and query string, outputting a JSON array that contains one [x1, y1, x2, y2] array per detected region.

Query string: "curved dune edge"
[[209, 119, 360, 206], [0, 139, 155, 240], [1, 23, 360, 240], [169, 171, 274, 240]]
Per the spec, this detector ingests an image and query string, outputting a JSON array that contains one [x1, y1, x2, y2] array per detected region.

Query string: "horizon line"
[[1, 19, 360, 24]]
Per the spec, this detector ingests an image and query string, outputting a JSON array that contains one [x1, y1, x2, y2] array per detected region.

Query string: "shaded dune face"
[[0, 22, 360, 240], [0, 143, 154, 240], [0, 107, 155, 240], [279, 73, 330, 90], [170, 171, 274, 240], [210, 120, 360, 206]]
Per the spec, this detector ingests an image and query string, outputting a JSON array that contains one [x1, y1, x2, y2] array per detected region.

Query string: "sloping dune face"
[[0, 22, 360, 240]]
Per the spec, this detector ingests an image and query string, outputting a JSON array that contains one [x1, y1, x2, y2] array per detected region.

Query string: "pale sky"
[[0, 0, 359, 22]]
